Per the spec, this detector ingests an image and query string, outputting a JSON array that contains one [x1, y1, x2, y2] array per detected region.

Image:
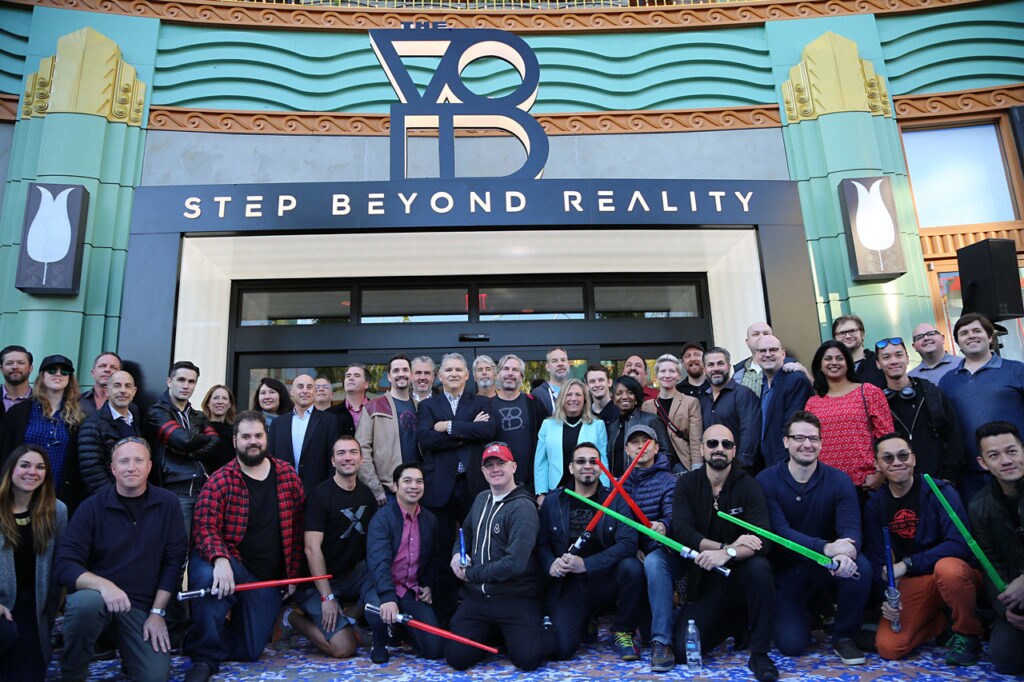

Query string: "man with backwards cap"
[[445, 442, 545, 672]]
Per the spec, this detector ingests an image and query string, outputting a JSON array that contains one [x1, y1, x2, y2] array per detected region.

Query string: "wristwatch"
[[150, 607, 166, 617], [902, 556, 914, 573], [322, 593, 336, 603], [724, 547, 738, 561]]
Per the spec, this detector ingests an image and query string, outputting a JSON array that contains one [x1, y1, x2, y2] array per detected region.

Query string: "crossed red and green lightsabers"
[[923, 473, 1006, 591], [565, 488, 730, 576], [177, 574, 332, 601], [365, 603, 498, 654], [567, 441, 651, 554], [715, 512, 860, 579]]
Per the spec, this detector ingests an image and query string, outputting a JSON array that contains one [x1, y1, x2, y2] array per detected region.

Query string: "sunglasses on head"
[[878, 451, 912, 465], [705, 439, 735, 450], [44, 367, 72, 376], [875, 337, 904, 350]]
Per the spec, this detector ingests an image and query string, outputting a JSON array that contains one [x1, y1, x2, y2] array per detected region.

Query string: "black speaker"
[[957, 238, 1023, 322]]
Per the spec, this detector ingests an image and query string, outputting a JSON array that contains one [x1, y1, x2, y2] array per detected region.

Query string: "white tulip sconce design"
[[15, 183, 90, 295], [838, 176, 907, 282]]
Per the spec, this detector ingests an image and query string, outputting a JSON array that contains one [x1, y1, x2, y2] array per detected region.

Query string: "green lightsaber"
[[716, 511, 858, 578], [565, 489, 730, 576], [922, 473, 1006, 592]]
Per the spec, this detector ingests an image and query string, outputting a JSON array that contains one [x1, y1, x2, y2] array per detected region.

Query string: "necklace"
[[564, 418, 582, 428]]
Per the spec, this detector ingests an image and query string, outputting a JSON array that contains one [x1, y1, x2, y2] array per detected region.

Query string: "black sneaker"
[[610, 630, 640, 661], [184, 662, 213, 682], [833, 637, 866, 665], [370, 628, 390, 664], [945, 632, 981, 666], [748, 653, 779, 682], [651, 641, 675, 672]]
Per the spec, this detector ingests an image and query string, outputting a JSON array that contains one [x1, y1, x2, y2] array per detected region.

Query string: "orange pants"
[[876, 557, 982, 660]]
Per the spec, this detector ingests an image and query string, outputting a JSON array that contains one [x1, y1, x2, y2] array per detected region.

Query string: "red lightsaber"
[[595, 457, 651, 527], [365, 603, 498, 654], [177, 574, 332, 601], [568, 440, 650, 554]]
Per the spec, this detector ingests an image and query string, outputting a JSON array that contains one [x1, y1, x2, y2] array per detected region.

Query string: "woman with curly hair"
[[0, 355, 86, 509], [805, 340, 894, 494], [0, 444, 68, 680]]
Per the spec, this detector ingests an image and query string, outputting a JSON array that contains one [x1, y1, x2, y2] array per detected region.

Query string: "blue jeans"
[[773, 555, 872, 655], [183, 551, 283, 668], [645, 548, 686, 645]]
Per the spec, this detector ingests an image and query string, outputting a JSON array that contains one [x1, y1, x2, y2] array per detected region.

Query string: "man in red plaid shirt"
[[183, 410, 305, 682]]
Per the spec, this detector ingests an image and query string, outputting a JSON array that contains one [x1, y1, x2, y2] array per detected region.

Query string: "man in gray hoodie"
[[446, 442, 545, 671]]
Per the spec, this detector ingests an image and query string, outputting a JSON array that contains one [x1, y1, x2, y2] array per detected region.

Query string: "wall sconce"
[[838, 176, 906, 281]]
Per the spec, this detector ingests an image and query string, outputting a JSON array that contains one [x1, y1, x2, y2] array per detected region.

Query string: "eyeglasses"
[[572, 458, 599, 466], [878, 451, 912, 465], [912, 330, 942, 342], [705, 439, 735, 450], [44, 367, 72, 376], [875, 337, 904, 350], [756, 347, 782, 355], [786, 434, 821, 444], [835, 328, 861, 337]]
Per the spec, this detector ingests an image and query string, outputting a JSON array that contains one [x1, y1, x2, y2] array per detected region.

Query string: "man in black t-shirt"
[[288, 435, 377, 658], [493, 354, 546, 494]]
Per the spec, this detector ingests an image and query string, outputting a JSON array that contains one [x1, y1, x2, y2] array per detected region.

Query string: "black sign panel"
[[15, 183, 90, 295]]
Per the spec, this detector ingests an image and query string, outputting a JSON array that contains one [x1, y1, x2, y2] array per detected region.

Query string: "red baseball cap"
[[482, 443, 514, 463]]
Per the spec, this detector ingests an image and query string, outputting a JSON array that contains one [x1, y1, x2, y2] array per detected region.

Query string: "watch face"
[[726, 547, 738, 558]]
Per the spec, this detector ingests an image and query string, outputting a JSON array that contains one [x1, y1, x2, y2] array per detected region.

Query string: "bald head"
[[107, 370, 137, 411], [702, 424, 736, 471], [745, 321, 773, 353], [292, 374, 315, 410]]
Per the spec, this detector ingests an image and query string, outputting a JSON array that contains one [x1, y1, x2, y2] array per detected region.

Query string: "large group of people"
[[0, 309, 1023, 681]]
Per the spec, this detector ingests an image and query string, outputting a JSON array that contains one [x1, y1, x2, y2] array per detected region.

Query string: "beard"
[[705, 453, 730, 470], [478, 379, 495, 390], [237, 446, 268, 467], [708, 373, 727, 386]]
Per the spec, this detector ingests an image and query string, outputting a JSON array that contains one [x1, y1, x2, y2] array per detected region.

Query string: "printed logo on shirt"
[[493, 522, 502, 534], [724, 506, 745, 516], [498, 406, 524, 432], [339, 505, 369, 539], [890, 508, 918, 540]]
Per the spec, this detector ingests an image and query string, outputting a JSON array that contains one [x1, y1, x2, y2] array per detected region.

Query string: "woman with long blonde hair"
[[533, 378, 609, 503], [0, 444, 68, 680], [0, 354, 86, 509]]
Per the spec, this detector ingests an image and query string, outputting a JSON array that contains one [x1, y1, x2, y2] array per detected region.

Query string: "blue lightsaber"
[[459, 528, 469, 568], [882, 526, 902, 633]]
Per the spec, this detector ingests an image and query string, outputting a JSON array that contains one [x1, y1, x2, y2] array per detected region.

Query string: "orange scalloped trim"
[[893, 84, 1024, 119], [8, 0, 991, 33], [145, 104, 783, 134]]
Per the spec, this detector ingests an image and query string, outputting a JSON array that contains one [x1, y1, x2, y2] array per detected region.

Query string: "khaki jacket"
[[641, 392, 703, 470], [356, 393, 416, 498]]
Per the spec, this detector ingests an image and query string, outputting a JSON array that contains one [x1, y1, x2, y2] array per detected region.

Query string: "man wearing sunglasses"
[[862, 434, 981, 666], [908, 324, 958, 384], [672, 424, 778, 682], [875, 336, 964, 483], [757, 411, 869, 665]]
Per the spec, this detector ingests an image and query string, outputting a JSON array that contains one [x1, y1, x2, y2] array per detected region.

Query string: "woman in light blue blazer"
[[533, 379, 609, 499], [0, 444, 68, 681]]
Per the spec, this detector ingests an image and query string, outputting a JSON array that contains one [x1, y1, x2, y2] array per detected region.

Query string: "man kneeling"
[[55, 437, 187, 682]]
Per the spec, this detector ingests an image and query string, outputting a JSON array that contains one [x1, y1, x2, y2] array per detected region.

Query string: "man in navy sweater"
[[756, 411, 870, 665], [55, 437, 187, 682]]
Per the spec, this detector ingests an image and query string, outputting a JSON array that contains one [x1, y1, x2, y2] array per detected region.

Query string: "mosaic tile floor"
[[64, 627, 1012, 681]]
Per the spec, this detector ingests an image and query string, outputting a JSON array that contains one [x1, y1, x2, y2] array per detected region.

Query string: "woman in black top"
[[202, 384, 238, 471], [0, 444, 67, 680]]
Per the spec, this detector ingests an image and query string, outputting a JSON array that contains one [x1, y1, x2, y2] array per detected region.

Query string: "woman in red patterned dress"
[[805, 340, 894, 495]]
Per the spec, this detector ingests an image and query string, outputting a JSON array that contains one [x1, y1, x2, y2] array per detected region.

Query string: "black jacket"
[[969, 477, 1024, 619], [538, 484, 637, 575], [760, 370, 815, 469], [606, 409, 671, 478], [417, 392, 498, 508], [886, 377, 964, 481], [268, 408, 339, 494], [698, 379, 762, 470], [672, 463, 772, 594], [77, 403, 141, 495], [458, 484, 539, 598], [144, 391, 219, 487], [855, 348, 887, 389], [363, 501, 442, 606]]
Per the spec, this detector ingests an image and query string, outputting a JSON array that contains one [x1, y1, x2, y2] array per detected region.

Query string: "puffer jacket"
[[77, 403, 141, 494], [623, 452, 677, 553]]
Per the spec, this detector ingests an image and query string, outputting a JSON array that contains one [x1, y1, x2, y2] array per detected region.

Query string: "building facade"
[[0, 0, 1021, 405]]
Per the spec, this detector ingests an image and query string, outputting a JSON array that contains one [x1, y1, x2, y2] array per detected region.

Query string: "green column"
[[0, 13, 156, 378], [767, 18, 933, 344]]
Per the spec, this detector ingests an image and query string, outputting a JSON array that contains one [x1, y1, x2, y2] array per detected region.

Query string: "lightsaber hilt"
[[567, 530, 591, 555], [177, 587, 213, 601], [366, 603, 409, 624], [884, 587, 903, 632], [678, 545, 731, 577]]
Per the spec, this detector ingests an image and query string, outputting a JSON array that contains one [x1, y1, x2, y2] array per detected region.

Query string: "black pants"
[[364, 590, 444, 660], [673, 555, 774, 660], [0, 593, 46, 681], [547, 558, 645, 660], [426, 477, 472, 624], [991, 617, 1024, 675], [445, 591, 545, 671]]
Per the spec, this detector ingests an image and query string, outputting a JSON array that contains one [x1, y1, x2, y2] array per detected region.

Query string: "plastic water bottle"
[[685, 619, 702, 673]]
